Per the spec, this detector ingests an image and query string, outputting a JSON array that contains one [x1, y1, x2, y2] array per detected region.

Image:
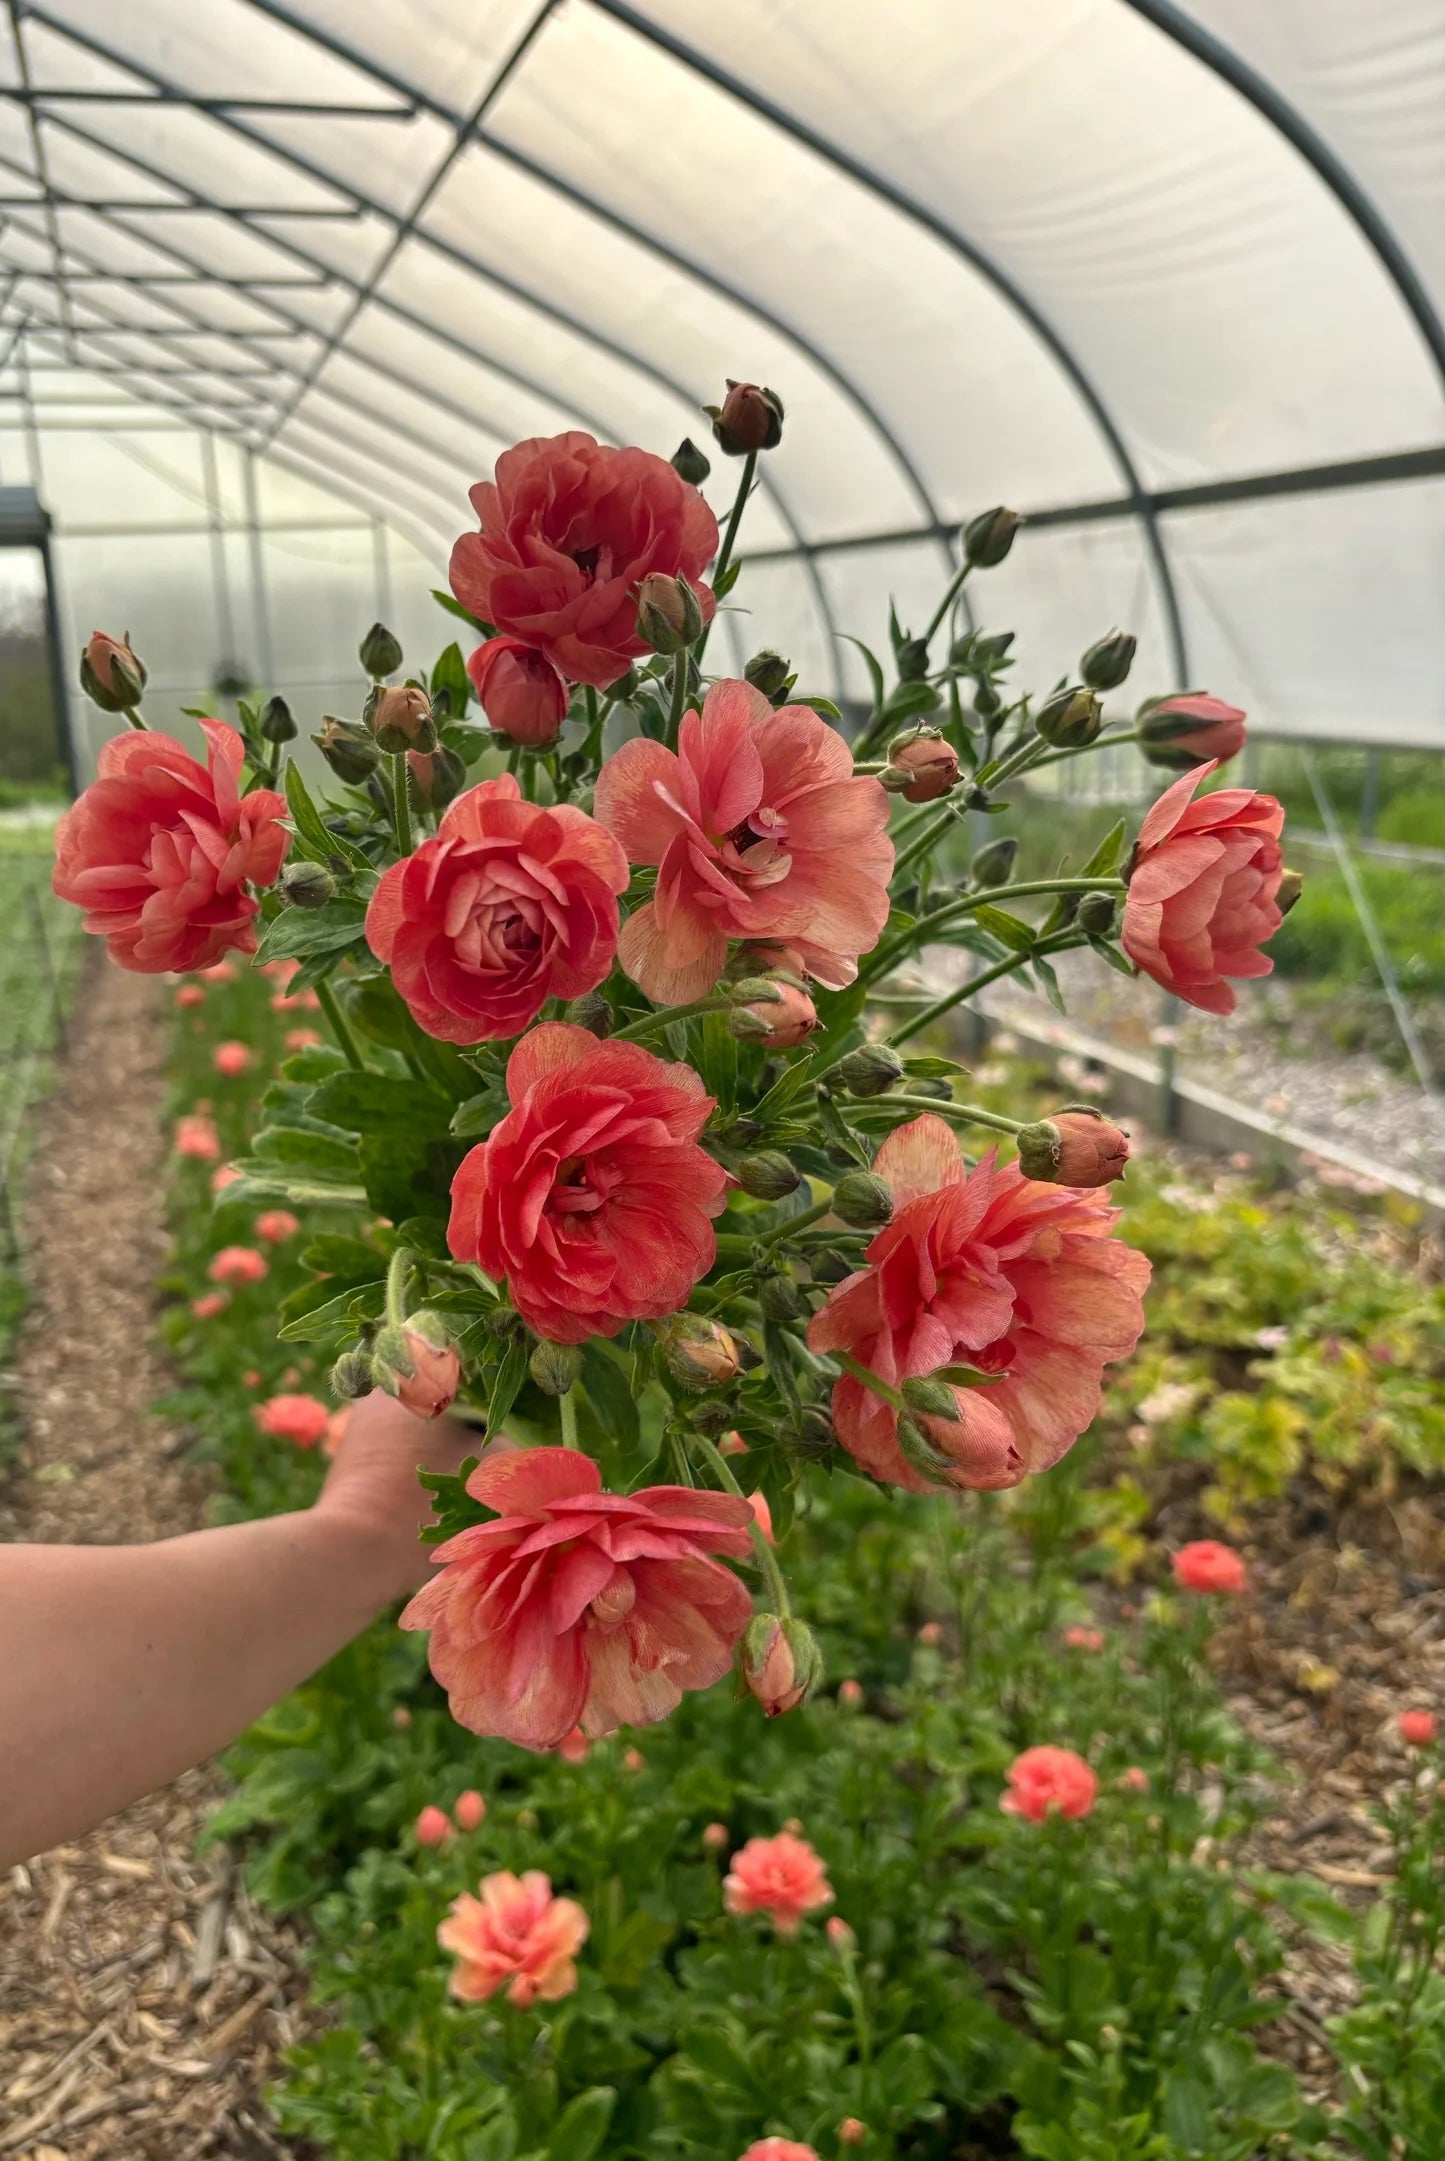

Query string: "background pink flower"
[[1122, 762, 1286, 1013], [213, 1041, 252, 1077], [595, 679, 893, 1004], [208, 1246, 268, 1287], [723, 1832, 834, 1934], [401, 1448, 753, 1748], [1172, 1540, 1248, 1594], [438, 1870, 588, 2006], [1400, 1710, 1438, 1746], [738, 2143, 821, 2161], [1001, 1746, 1097, 1822], [175, 1114, 220, 1161], [255, 1210, 300, 1244], [254, 1393, 331, 1448]]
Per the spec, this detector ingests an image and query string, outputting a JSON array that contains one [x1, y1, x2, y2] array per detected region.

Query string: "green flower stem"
[[384, 1245, 414, 1327], [558, 1387, 580, 1451], [122, 705, 148, 731], [754, 1195, 832, 1249], [691, 1427, 790, 1616], [889, 803, 963, 883], [391, 751, 412, 856], [861, 877, 1124, 985], [1028, 725, 1142, 771], [664, 649, 691, 752], [314, 979, 364, 1070], [709, 450, 757, 606], [885, 931, 1086, 1048], [976, 732, 1048, 790], [835, 1350, 906, 1411], [923, 554, 973, 645], [611, 995, 733, 1043], [851, 1094, 1024, 1137]]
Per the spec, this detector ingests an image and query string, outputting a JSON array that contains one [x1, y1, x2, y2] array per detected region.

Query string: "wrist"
[[299, 1500, 415, 1615]]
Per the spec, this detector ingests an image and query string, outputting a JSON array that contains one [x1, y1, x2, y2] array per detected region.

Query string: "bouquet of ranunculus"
[[54, 383, 1297, 1753]]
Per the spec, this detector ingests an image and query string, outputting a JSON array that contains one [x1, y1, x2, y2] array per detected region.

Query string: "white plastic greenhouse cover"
[[3, 0, 1445, 750]]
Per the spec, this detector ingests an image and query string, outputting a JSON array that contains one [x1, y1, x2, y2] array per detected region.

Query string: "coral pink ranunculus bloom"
[[52, 719, 288, 972], [454, 1789, 486, 1832], [595, 679, 894, 1003], [284, 1027, 321, 1052], [1121, 762, 1286, 1014], [1399, 1709, 1438, 1746], [1172, 1540, 1248, 1594], [190, 1291, 228, 1319], [1120, 1766, 1150, 1792], [415, 1804, 452, 1847], [738, 2144, 821, 2161], [323, 1405, 350, 1458], [447, 1023, 726, 1342], [213, 1040, 252, 1077], [211, 1164, 241, 1193], [365, 776, 628, 1044], [724, 1832, 834, 1935], [208, 1245, 268, 1287], [439, 1870, 589, 2007], [1064, 1626, 1104, 1651], [467, 637, 570, 745], [1001, 1746, 1098, 1822], [175, 1114, 221, 1161], [254, 1393, 331, 1448], [449, 431, 718, 691], [255, 1210, 300, 1244], [400, 1447, 753, 1748], [557, 1726, 590, 1764], [807, 1116, 1149, 1493], [175, 984, 205, 1009]]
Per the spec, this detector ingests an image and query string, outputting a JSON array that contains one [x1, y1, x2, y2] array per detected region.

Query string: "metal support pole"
[[37, 527, 77, 797], [242, 446, 275, 690]]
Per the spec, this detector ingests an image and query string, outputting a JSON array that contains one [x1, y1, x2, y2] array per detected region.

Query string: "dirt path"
[[0, 958, 308, 2161]]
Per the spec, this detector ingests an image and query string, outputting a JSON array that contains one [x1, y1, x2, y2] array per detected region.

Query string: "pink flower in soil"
[[1064, 1626, 1104, 1651], [208, 1245, 268, 1287], [1400, 1710, 1438, 1746], [190, 1291, 228, 1320], [1172, 1540, 1248, 1594], [723, 1832, 834, 1935], [175, 984, 205, 1009], [839, 2122, 867, 2148], [738, 2144, 821, 2161], [1001, 1746, 1098, 1823], [260, 958, 298, 984], [438, 1869, 588, 2007], [837, 1679, 864, 1708], [807, 1116, 1149, 1494], [213, 1040, 252, 1077], [200, 960, 236, 983], [415, 1805, 452, 1847], [594, 679, 893, 1004], [285, 1027, 321, 1052], [1120, 1767, 1150, 1793], [211, 1164, 241, 1193], [454, 1789, 487, 1832], [400, 1447, 753, 1748], [556, 1726, 590, 1764], [254, 1393, 331, 1448], [446, 1023, 726, 1343], [323, 1406, 351, 1458], [703, 1821, 729, 1851], [622, 1747, 646, 1773], [1121, 761, 1286, 1014], [825, 1915, 855, 1950], [916, 1622, 943, 1646], [52, 719, 288, 972], [272, 988, 321, 1012], [255, 1209, 300, 1244], [175, 1114, 221, 1161]]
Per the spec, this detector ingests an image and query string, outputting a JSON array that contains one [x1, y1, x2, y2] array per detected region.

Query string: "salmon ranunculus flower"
[[1171, 1540, 1248, 1594], [1122, 761, 1286, 1014], [255, 1210, 300, 1243], [213, 1040, 252, 1078], [807, 1115, 1149, 1494], [175, 1113, 221, 1161], [400, 1447, 753, 1748], [438, 1870, 588, 2007], [52, 719, 288, 973], [190, 1291, 228, 1319], [595, 679, 894, 1004], [1001, 1746, 1098, 1822], [414, 1804, 452, 1847], [1399, 1709, 1438, 1746], [208, 1245, 268, 1287], [723, 1832, 834, 1936], [738, 2144, 822, 2161], [449, 431, 718, 690], [446, 1023, 726, 1343], [365, 776, 628, 1045], [254, 1393, 331, 1448]]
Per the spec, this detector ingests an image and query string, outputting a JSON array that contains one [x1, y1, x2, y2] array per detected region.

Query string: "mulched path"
[[0, 955, 310, 2160]]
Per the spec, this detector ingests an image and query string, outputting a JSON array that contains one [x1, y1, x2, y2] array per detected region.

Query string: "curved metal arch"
[[585, 0, 1190, 681], [19, 6, 846, 701], [1121, 0, 1445, 402]]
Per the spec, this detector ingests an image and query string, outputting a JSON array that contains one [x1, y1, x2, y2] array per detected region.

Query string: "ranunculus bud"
[[635, 571, 704, 655], [1036, 685, 1103, 748], [702, 1820, 729, 1851], [808, 1250, 855, 1285], [1276, 867, 1304, 916], [259, 693, 297, 743], [1138, 691, 1247, 769], [370, 683, 436, 755], [742, 1613, 824, 1717], [736, 1151, 802, 1200], [80, 630, 147, 712], [565, 989, 613, 1037], [969, 833, 1020, 888], [895, 637, 931, 684], [707, 378, 784, 456], [833, 1044, 905, 1099], [729, 978, 818, 1048], [359, 622, 403, 678], [466, 637, 569, 746], [896, 1415, 954, 1484], [901, 1375, 962, 1421], [372, 1312, 460, 1418], [744, 649, 793, 701], [826, 1915, 857, 1953], [758, 1272, 808, 1322], [405, 744, 466, 811], [454, 1788, 486, 1831], [330, 1345, 374, 1399], [1075, 891, 1118, 935], [1080, 628, 1137, 692], [314, 716, 380, 784], [671, 436, 711, 485], [1017, 1107, 1130, 1186], [963, 506, 1021, 567], [529, 1339, 583, 1396], [414, 1804, 451, 1847], [658, 1316, 741, 1392], [276, 860, 337, 910], [831, 1170, 893, 1229], [887, 730, 958, 804], [839, 2120, 867, 2148]]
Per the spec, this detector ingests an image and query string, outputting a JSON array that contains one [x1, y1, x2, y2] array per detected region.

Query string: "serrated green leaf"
[[283, 761, 372, 872], [277, 1279, 386, 1342], [254, 897, 370, 967], [249, 1122, 360, 1181], [311, 1069, 450, 1138]]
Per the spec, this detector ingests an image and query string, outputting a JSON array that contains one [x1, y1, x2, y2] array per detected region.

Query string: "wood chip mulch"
[[0, 956, 311, 2160]]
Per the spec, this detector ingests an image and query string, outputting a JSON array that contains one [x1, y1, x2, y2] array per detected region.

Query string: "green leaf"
[[213, 1172, 367, 1213], [580, 1342, 639, 1450], [902, 1053, 968, 1078], [418, 1454, 488, 1542], [695, 1008, 737, 1114], [801, 695, 842, 720], [750, 1049, 817, 1125], [881, 680, 942, 724], [357, 1128, 457, 1224], [430, 639, 470, 712], [1161, 2071, 1211, 2151], [300, 1234, 384, 1278], [277, 1279, 386, 1343], [680, 2026, 762, 2097], [713, 558, 743, 600], [546, 2088, 615, 2161], [972, 903, 1036, 952], [487, 1338, 529, 1436], [1079, 815, 1128, 878], [432, 587, 490, 632], [442, 723, 494, 766], [311, 1070, 451, 1138], [255, 897, 370, 967], [1088, 936, 1137, 978], [1032, 955, 1067, 1013], [283, 761, 372, 872], [839, 633, 885, 717], [451, 1088, 508, 1139], [249, 1122, 360, 1182]]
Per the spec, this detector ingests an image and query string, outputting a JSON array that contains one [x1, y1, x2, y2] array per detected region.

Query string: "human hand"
[[313, 1391, 482, 1601]]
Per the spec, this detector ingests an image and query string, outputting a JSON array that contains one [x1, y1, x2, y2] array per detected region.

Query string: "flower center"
[[550, 1156, 605, 1215], [723, 805, 792, 887]]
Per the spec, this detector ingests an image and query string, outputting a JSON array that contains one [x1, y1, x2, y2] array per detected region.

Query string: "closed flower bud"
[[454, 1788, 486, 1832], [744, 648, 794, 701], [834, 1043, 905, 1099], [826, 1915, 857, 1952], [671, 436, 711, 485], [963, 506, 1021, 567], [529, 1339, 583, 1396], [742, 1613, 824, 1717], [1080, 628, 1137, 692], [807, 1249, 855, 1285], [658, 1315, 742, 1391], [405, 743, 466, 810], [896, 636, 931, 683], [759, 1272, 809, 1322], [973, 677, 1003, 720], [635, 571, 704, 655], [729, 979, 818, 1048], [831, 1171, 893, 1229], [909, 1076, 954, 1101], [839, 2121, 867, 2148], [1076, 890, 1118, 936], [314, 716, 380, 784], [359, 621, 403, 678], [969, 833, 1020, 887], [79, 630, 147, 712], [896, 1414, 954, 1484], [372, 1311, 460, 1418], [259, 693, 297, 743], [467, 637, 569, 746], [1276, 867, 1304, 916], [1138, 691, 1247, 769], [414, 1804, 451, 1847], [901, 1375, 962, 1421], [371, 682, 436, 755], [736, 1151, 802, 1200], [330, 1344, 374, 1399], [1017, 1107, 1130, 1187], [276, 860, 337, 910], [887, 730, 958, 804], [565, 988, 613, 1037], [707, 379, 784, 456], [1036, 684, 1103, 748]]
